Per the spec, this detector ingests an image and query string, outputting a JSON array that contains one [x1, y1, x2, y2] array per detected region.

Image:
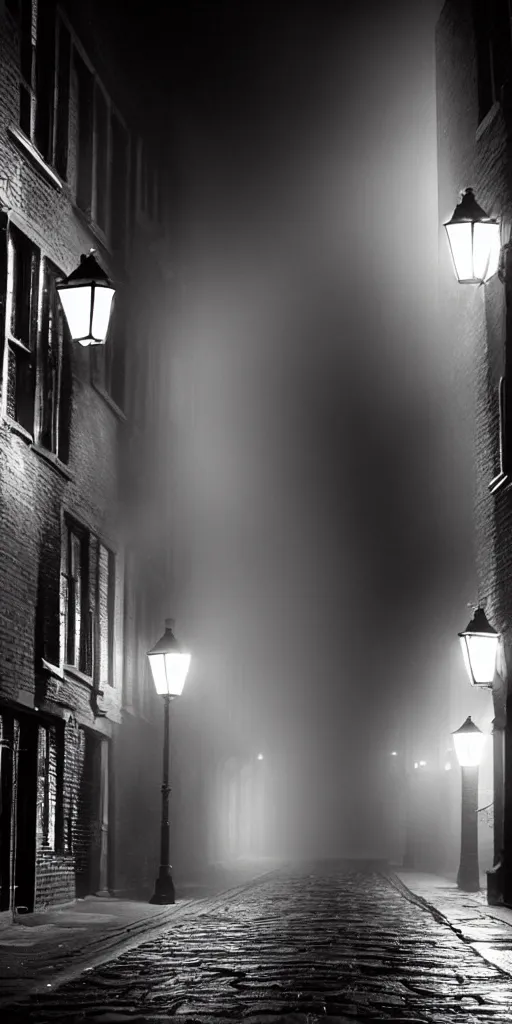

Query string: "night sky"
[[104, 0, 472, 858]]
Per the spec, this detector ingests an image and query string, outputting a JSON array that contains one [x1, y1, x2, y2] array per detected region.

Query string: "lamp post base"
[[456, 865, 480, 892], [149, 868, 175, 905]]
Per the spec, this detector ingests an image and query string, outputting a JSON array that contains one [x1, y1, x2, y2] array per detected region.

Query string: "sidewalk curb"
[[0, 864, 284, 1008], [386, 869, 512, 980], [385, 869, 457, 927]]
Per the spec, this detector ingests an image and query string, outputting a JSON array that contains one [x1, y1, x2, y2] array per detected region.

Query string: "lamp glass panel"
[[463, 633, 498, 684], [58, 284, 92, 341], [453, 730, 486, 767], [445, 221, 474, 281], [91, 286, 115, 342], [148, 652, 169, 695], [473, 221, 501, 281], [163, 651, 191, 696]]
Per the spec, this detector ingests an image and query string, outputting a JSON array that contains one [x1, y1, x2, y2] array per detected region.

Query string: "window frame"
[[36, 721, 64, 853], [63, 517, 91, 677], [3, 223, 41, 436], [96, 542, 116, 688], [67, 22, 131, 256], [36, 256, 72, 463], [3, 224, 72, 458]]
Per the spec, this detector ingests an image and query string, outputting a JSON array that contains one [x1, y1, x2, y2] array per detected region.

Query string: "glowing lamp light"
[[458, 607, 499, 686], [445, 761, 452, 771], [452, 716, 485, 768], [147, 619, 191, 697], [390, 751, 398, 756], [444, 188, 500, 284], [56, 251, 115, 345], [257, 753, 264, 761]]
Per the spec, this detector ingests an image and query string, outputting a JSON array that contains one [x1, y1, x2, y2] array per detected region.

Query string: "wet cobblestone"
[[5, 864, 512, 1022]]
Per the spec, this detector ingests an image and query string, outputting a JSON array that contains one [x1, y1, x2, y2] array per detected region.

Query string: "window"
[[64, 520, 91, 675], [74, 49, 94, 216], [91, 292, 126, 410], [473, 0, 512, 122], [4, 227, 72, 454], [54, 18, 71, 179], [97, 544, 116, 686], [94, 84, 109, 234], [5, 224, 39, 433], [62, 522, 117, 684], [36, 723, 63, 851], [18, 0, 36, 140], [73, 51, 129, 253], [9, 2, 71, 173], [110, 112, 129, 253], [38, 259, 72, 461]]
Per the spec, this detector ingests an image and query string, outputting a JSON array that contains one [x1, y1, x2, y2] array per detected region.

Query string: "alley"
[[5, 863, 512, 1023]]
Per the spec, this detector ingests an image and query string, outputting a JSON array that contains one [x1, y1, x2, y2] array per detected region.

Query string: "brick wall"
[[34, 852, 75, 909], [436, 0, 512, 875], [0, 2, 177, 909]]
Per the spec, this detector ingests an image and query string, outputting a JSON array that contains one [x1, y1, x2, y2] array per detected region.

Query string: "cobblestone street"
[[5, 863, 512, 1023]]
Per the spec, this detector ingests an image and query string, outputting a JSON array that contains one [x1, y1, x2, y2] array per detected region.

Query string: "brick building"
[[436, 0, 512, 898], [0, 0, 187, 910]]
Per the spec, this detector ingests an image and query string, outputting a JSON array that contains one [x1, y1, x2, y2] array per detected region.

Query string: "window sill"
[[63, 664, 95, 687], [92, 382, 126, 421], [7, 125, 63, 191], [72, 204, 112, 257], [489, 470, 512, 495], [41, 659, 64, 680], [476, 101, 501, 142], [31, 443, 74, 480], [2, 415, 33, 444]]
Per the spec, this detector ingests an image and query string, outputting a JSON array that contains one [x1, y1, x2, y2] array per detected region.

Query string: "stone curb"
[[0, 865, 285, 1008], [386, 868, 512, 980]]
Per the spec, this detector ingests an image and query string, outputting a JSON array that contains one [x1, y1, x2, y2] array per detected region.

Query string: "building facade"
[[0, 0, 180, 911], [436, 0, 512, 898]]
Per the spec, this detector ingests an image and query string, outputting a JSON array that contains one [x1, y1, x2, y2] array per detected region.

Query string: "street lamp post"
[[452, 716, 486, 892], [147, 618, 191, 905]]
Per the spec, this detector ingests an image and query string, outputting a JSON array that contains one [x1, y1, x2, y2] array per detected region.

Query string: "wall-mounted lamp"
[[458, 607, 500, 687], [56, 251, 115, 346], [444, 188, 501, 284]]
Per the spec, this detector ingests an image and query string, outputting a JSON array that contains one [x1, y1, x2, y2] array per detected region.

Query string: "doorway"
[[0, 710, 38, 912], [75, 729, 109, 897]]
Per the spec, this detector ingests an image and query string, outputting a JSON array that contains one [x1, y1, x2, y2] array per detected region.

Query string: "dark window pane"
[[66, 525, 89, 672], [11, 226, 38, 347], [16, 346, 35, 432], [39, 261, 70, 457], [106, 296, 125, 410], [19, 0, 33, 84], [34, 0, 56, 160], [54, 21, 70, 178], [110, 113, 128, 253], [58, 330, 72, 464], [97, 545, 115, 686], [19, 83, 31, 136], [8, 227, 38, 432], [74, 51, 93, 214], [94, 86, 108, 232], [491, 0, 512, 100]]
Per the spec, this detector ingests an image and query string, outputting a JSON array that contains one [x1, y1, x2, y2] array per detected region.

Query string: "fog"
[[127, 1, 472, 866]]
